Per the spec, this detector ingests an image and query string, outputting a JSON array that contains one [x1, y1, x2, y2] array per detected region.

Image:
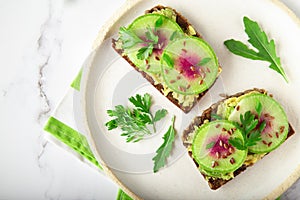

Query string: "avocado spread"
[[186, 92, 268, 180]]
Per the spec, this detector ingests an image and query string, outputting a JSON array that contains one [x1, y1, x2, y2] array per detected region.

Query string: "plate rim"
[[80, 0, 300, 199]]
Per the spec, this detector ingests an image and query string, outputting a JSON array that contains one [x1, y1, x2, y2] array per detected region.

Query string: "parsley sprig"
[[119, 17, 164, 61], [105, 93, 167, 142], [224, 16, 288, 83], [229, 101, 266, 150]]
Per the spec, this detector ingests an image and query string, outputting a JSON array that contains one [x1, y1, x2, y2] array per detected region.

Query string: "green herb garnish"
[[153, 116, 176, 173], [224, 16, 288, 83], [162, 53, 174, 69], [206, 141, 215, 149], [198, 57, 211, 66], [255, 100, 263, 118], [155, 16, 163, 30], [211, 113, 223, 120], [119, 17, 164, 61], [105, 93, 167, 142], [119, 27, 143, 49], [229, 110, 266, 150]]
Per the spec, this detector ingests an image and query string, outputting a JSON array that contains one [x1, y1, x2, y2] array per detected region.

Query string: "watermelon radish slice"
[[124, 14, 184, 73], [228, 93, 289, 154], [192, 120, 247, 174], [161, 36, 219, 95]]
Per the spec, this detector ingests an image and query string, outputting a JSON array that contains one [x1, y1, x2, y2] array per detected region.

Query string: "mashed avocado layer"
[[185, 91, 268, 180], [115, 8, 209, 108]]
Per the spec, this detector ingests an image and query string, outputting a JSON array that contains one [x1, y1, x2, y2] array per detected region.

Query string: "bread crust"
[[112, 5, 219, 113], [182, 88, 295, 190]]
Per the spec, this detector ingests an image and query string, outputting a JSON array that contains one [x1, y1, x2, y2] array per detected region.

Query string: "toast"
[[182, 88, 295, 190], [112, 5, 221, 113]]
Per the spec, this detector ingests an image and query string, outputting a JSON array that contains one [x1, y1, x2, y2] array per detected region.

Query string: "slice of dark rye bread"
[[112, 5, 221, 113], [182, 88, 295, 190]]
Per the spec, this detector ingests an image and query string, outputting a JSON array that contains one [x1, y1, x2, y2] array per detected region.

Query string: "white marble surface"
[[0, 0, 299, 199]]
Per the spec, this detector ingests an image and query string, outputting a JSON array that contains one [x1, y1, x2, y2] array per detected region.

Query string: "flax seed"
[[215, 124, 221, 128], [268, 142, 272, 147], [236, 105, 240, 111], [230, 158, 235, 164], [280, 126, 285, 133], [170, 80, 176, 84], [263, 140, 268, 145], [212, 161, 218, 168], [178, 86, 186, 92], [224, 143, 228, 149]]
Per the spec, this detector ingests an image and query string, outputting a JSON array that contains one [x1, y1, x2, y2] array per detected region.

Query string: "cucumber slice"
[[125, 14, 184, 73], [228, 93, 289, 154], [161, 36, 219, 95], [192, 120, 247, 174]]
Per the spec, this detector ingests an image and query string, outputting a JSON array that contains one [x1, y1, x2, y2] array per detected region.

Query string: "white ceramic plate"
[[80, 0, 300, 199]]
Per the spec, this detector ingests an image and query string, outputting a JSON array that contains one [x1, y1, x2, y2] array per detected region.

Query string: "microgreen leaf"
[[162, 53, 174, 68], [153, 116, 176, 173], [170, 30, 180, 41], [155, 16, 163, 29], [229, 137, 247, 150], [153, 109, 168, 122], [145, 26, 159, 43], [255, 100, 263, 118], [206, 141, 215, 149], [224, 16, 288, 83], [211, 113, 223, 120], [119, 26, 143, 49], [198, 57, 211, 66], [136, 45, 154, 60]]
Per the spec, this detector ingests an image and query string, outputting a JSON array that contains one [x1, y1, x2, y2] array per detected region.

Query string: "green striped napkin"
[[43, 69, 132, 200]]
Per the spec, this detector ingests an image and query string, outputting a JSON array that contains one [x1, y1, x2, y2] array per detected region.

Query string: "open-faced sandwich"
[[182, 88, 295, 190], [112, 5, 221, 113]]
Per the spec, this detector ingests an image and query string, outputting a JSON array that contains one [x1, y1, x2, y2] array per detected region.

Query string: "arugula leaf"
[[106, 93, 168, 142], [224, 16, 288, 83], [198, 57, 211, 66], [153, 116, 176, 173], [119, 27, 143, 49]]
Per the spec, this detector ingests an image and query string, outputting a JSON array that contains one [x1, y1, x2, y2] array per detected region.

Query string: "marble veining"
[[0, 0, 299, 199], [37, 0, 63, 123]]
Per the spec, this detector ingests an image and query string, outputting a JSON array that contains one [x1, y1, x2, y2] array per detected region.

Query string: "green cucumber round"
[[125, 14, 184, 73], [161, 36, 219, 95], [228, 93, 289, 154], [192, 120, 247, 174]]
